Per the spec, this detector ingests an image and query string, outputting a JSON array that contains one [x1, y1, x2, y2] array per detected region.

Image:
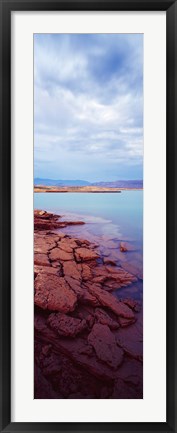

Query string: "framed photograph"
[[0, 0, 176, 432]]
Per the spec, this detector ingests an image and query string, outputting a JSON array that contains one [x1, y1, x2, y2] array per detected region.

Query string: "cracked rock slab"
[[95, 308, 119, 330], [75, 247, 99, 262], [88, 324, 124, 369], [34, 274, 77, 313], [88, 285, 135, 319], [47, 312, 87, 337], [34, 253, 50, 267], [49, 248, 73, 262], [63, 261, 81, 281]]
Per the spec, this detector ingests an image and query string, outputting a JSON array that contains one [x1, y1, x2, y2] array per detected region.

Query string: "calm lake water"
[[34, 191, 143, 299]]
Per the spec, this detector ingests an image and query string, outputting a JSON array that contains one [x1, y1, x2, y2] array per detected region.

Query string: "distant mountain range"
[[34, 178, 91, 187], [91, 180, 143, 189], [34, 178, 143, 189]]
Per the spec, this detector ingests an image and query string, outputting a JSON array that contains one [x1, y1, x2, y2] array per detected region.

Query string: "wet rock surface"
[[34, 210, 143, 399], [88, 324, 124, 369]]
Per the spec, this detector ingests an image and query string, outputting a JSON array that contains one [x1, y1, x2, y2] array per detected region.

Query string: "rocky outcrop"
[[34, 253, 50, 267], [34, 209, 85, 231], [88, 324, 124, 369], [88, 285, 135, 319], [94, 308, 119, 330], [34, 274, 77, 313], [92, 265, 137, 291], [63, 261, 82, 281], [47, 312, 87, 337], [75, 247, 99, 262], [34, 210, 143, 399]]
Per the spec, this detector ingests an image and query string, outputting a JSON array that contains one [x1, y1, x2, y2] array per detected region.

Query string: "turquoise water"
[[34, 191, 143, 244], [34, 191, 143, 299]]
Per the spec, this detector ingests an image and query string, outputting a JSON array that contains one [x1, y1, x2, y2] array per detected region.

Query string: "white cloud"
[[34, 34, 143, 180]]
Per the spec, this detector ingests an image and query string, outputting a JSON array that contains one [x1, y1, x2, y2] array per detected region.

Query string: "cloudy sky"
[[34, 33, 143, 181]]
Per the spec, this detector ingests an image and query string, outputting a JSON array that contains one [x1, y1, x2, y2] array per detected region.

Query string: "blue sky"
[[34, 34, 143, 181]]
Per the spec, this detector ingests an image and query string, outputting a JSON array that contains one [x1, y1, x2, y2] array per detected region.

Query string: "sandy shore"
[[34, 209, 143, 399], [34, 185, 143, 193]]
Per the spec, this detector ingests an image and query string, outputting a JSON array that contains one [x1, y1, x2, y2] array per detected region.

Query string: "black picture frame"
[[0, 0, 176, 432]]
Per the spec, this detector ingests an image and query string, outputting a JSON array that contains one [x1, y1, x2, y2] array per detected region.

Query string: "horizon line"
[[34, 177, 143, 182]]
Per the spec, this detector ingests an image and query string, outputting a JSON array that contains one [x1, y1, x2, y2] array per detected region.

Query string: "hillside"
[[34, 178, 143, 189]]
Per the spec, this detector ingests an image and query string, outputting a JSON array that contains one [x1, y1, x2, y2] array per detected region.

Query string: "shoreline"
[[34, 209, 143, 399], [34, 186, 143, 193]]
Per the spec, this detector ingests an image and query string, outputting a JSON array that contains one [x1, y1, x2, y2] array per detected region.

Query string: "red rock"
[[88, 324, 124, 369], [81, 264, 93, 281], [39, 349, 62, 378], [56, 231, 66, 239], [93, 266, 109, 278], [120, 245, 127, 252], [63, 261, 81, 281], [47, 312, 87, 337], [92, 275, 107, 284], [103, 258, 117, 266], [100, 386, 112, 399], [64, 276, 83, 298], [34, 274, 77, 313], [65, 278, 99, 307], [123, 298, 141, 312], [34, 253, 50, 267], [81, 290, 100, 307], [34, 314, 48, 332], [34, 362, 59, 399], [103, 279, 122, 291], [82, 259, 98, 269], [118, 316, 136, 327], [88, 285, 135, 319], [41, 344, 52, 356], [51, 261, 63, 269], [106, 265, 137, 284], [45, 231, 60, 238], [35, 316, 116, 381], [34, 265, 61, 277], [57, 238, 74, 253], [35, 230, 60, 239], [34, 219, 62, 231], [76, 239, 91, 246], [86, 314, 95, 328], [58, 238, 78, 249], [34, 211, 85, 231], [79, 345, 93, 356], [117, 357, 143, 391], [73, 305, 94, 321], [75, 247, 99, 262], [117, 339, 143, 362], [34, 210, 57, 219], [34, 234, 57, 254], [120, 242, 136, 252], [111, 378, 140, 399], [49, 248, 73, 262], [34, 209, 143, 398], [95, 308, 119, 330], [34, 209, 46, 217], [44, 233, 61, 243], [93, 266, 136, 289], [115, 314, 143, 362], [62, 221, 85, 226]]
